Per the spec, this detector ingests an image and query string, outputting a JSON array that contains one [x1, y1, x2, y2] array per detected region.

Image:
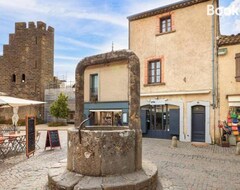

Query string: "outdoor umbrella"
[[0, 95, 45, 127]]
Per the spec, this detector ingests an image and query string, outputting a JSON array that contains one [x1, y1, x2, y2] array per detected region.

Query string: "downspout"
[[212, 0, 216, 109], [211, 0, 217, 144]]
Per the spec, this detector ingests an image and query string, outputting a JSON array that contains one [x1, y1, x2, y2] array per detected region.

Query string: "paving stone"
[[0, 130, 240, 189]]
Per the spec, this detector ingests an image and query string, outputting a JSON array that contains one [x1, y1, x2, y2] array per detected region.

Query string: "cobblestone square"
[[0, 127, 239, 190]]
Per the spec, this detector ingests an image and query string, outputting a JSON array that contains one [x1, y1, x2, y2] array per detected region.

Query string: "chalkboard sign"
[[45, 130, 61, 150], [26, 116, 36, 158]]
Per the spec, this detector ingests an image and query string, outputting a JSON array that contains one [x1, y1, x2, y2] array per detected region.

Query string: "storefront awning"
[[228, 95, 240, 107], [89, 110, 122, 112]]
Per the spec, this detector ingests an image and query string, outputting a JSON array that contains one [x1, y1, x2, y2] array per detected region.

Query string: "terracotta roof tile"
[[218, 34, 240, 46], [127, 0, 210, 21]]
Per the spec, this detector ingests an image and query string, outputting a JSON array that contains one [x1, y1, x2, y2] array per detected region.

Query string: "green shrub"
[[48, 122, 68, 127]]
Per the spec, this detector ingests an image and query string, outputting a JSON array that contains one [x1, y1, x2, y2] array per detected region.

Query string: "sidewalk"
[[0, 131, 239, 190], [19, 123, 73, 131]]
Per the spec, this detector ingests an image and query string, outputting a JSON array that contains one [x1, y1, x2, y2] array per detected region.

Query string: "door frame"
[[187, 101, 211, 143]]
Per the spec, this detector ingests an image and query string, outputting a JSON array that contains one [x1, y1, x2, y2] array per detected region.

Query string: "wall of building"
[[84, 60, 129, 102], [129, 0, 217, 143], [130, 1, 213, 93], [218, 44, 240, 120], [44, 87, 75, 123], [0, 21, 54, 121]]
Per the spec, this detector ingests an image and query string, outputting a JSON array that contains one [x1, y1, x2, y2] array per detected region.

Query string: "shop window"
[[90, 74, 98, 102], [160, 16, 172, 33], [145, 105, 169, 131], [22, 74, 25, 83], [235, 53, 240, 82], [148, 60, 161, 84]]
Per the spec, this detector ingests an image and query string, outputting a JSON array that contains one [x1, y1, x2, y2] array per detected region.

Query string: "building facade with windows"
[[83, 58, 129, 126], [0, 21, 54, 120], [218, 35, 240, 128], [128, 0, 240, 143]]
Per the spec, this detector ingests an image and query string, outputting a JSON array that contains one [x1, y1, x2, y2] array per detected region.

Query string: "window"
[[12, 74, 16, 82], [90, 74, 98, 102], [236, 53, 240, 82], [148, 60, 161, 84], [22, 74, 25, 83], [160, 16, 172, 33]]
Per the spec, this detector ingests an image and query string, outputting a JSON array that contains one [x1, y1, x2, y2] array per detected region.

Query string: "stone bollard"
[[236, 142, 240, 155], [171, 136, 177, 148]]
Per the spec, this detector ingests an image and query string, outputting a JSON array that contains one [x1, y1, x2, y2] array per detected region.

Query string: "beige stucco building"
[[128, 0, 240, 143], [83, 59, 129, 126]]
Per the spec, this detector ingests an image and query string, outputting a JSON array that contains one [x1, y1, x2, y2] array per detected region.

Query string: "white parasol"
[[0, 96, 45, 128]]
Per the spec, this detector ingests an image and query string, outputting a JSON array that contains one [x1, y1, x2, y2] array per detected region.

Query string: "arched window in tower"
[[22, 74, 25, 83], [12, 74, 16, 82]]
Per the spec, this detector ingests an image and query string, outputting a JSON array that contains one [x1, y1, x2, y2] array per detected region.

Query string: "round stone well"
[[48, 126, 158, 190], [67, 126, 136, 176]]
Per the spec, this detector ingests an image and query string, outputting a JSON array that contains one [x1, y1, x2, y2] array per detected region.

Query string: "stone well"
[[48, 50, 158, 190], [67, 126, 136, 176]]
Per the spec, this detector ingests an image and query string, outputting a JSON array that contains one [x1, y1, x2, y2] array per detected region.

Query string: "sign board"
[[45, 130, 61, 150], [150, 99, 166, 106], [26, 116, 36, 158], [218, 48, 228, 56]]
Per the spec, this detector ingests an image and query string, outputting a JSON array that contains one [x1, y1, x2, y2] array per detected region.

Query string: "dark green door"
[[192, 106, 205, 142]]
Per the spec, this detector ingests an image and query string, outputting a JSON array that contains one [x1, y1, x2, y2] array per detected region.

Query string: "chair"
[[0, 136, 10, 158], [35, 131, 41, 149], [8, 131, 17, 153]]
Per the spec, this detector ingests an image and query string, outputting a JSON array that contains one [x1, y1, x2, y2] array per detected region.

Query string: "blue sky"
[[0, 0, 239, 82]]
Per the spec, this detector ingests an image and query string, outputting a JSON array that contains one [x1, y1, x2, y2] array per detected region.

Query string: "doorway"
[[192, 106, 205, 142]]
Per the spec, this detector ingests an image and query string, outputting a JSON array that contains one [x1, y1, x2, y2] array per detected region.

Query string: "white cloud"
[[57, 36, 103, 50], [220, 0, 240, 34], [0, 0, 127, 27], [126, 0, 180, 15], [235, 19, 240, 33], [55, 55, 81, 61]]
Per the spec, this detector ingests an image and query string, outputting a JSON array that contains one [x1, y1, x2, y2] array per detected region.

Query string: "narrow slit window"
[[12, 74, 16, 82], [22, 74, 25, 83]]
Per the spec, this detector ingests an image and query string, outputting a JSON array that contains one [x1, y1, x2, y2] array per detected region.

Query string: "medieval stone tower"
[[0, 21, 54, 120]]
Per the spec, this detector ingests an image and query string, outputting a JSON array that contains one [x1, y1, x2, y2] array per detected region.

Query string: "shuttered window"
[[236, 53, 240, 82]]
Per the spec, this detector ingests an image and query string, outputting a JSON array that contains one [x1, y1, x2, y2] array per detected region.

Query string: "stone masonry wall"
[[0, 21, 54, 120]]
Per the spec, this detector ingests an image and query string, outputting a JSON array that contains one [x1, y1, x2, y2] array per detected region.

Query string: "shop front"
[[83, 101, 129, 126], [140, 99, 184, 140]]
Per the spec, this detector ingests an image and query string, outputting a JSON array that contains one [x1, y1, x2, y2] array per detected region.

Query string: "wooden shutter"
[[236, 53, 240, 82]]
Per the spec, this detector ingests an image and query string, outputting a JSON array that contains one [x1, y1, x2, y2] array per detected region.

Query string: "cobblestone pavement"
[[0, 130, 239, 190]]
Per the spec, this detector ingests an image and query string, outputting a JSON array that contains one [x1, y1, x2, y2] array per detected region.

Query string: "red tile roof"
[[218, 34, 240, 46]]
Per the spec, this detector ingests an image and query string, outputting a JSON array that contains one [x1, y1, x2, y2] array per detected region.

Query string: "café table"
[[4, 131, 26, 153]]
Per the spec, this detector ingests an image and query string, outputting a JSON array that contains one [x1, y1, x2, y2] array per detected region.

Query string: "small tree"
[[50, 93, 69, 122]]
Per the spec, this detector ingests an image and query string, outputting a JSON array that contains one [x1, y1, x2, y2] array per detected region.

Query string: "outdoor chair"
[[0, 135, 10, 158], [8, 131, 17, 153]]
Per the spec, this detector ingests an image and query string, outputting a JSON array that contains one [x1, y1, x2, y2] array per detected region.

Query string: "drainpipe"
[[211, 0, 217, 144], [212, 0, 216, 109]]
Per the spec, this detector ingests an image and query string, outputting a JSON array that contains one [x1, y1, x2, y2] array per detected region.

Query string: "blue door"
[[192, 106, 205, 142]]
